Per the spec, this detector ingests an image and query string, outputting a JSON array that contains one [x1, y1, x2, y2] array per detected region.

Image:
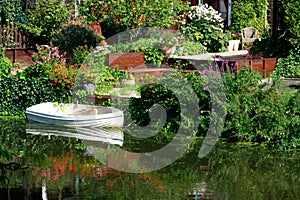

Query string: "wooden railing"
[[0, 23, 34, 63], [0, 23, 31, 49]]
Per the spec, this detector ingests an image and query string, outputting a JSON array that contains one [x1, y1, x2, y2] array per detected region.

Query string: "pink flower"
[[10, 68, 18, 75], [245, 51, 250, 60], [204, 85, 209, 90], [41, 170, 47, 177], [34, 167, 41, 171], [201, 70, 208, 76]]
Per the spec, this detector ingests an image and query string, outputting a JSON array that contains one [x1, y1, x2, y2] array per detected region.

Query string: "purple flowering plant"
[[31, 44, 66, 78]]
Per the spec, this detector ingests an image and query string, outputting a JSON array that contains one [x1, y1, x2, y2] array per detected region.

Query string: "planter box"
[[108, 52, 146, 70], [234, 58, 277, 78], [281, 77, 300, 87], [128, 68, 172, 79]]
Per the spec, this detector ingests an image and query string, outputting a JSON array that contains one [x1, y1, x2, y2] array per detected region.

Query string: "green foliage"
[[279, 0, 300, 48], [78, 0, 104, 25], [128, 71, 210, 136], [73, 51, 126, 99], [181, 4, 227, 52], [0, 146, 13, 186], [143, 48, 165, 65], [272, 47, 300, 77], [0, 54, 13, 78], [231, 0, 269, 34], [72, 45, 94, 65], [222, 69, 300, 149], [80, 0, 189, 37], [18, 0, 71, 45], [94, 66, 125, 96], [249, 31, 291, 58], [30, 45, 66, 78], [0, 0, 26, 24], [112, 38, 165, 65], [0, 77, 71, 116], [52, 24, 98, 52], [175, 40, 206, 56]]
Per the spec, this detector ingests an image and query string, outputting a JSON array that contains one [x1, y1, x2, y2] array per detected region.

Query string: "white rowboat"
[[26, 102, 124, 127]]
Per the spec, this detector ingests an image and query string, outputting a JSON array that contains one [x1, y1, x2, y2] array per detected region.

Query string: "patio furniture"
[[241, 27, 259, 49]]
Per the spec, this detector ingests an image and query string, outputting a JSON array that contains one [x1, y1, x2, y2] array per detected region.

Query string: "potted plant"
[[160, 32, 178, 56], [227, 31, 241, 52]]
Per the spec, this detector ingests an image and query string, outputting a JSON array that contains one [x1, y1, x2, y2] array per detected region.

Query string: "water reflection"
[[1, 117, 300, 199], [26, 121, 124, 146]]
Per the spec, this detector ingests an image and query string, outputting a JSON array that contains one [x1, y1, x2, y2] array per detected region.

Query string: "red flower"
[[54, 165, 59, 172], [69, 163, 77, 172], [53, 79, 58, 84], [158, 185, 165, 191], [66, 85, 71, 89]]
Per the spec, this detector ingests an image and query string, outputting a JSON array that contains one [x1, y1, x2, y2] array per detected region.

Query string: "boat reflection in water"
[[25, 121, 124, 200], [26, 121, 124, 146]]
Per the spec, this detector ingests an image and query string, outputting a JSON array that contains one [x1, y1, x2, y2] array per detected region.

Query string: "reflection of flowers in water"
[[33, 152, 99, 182]]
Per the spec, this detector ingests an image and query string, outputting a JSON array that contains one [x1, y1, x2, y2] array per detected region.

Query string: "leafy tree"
[[0, 0, 26, 24], [18, 0, 71, 45], [279, 0, 300, 48], [79, 0, 189, 37], [231, 0, 269, 34]]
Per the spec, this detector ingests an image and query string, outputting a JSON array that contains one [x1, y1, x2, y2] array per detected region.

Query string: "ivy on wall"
[[230, 0, 269, 34]]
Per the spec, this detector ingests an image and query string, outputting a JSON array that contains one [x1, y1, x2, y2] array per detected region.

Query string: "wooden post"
[[13, 23, 17, 63]]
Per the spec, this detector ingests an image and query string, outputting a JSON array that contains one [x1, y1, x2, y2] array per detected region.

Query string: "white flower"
[[187, 4, 224, 24]]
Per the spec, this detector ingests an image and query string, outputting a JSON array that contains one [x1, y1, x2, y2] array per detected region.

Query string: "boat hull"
[[26, 102, 124, 127]]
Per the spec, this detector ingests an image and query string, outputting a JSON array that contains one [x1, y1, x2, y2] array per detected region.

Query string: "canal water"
[[1, 117, 300, 199]]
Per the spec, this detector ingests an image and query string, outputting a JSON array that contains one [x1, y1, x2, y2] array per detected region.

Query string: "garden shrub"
[[222, 69, 300, 149], [249, 31, 291, 58], [30, 45, 66, 78], [176, 40, 206, 56], [272, 47, 300, 78], [231, 0, 269, 34], [0, 46, 29, 79], [29, 44, 79, 91], [18, 0, 70, 45], [0, 0, 26, 24], [181, 4, 227, 52], [0, 55, 13, 78], [128, 71, 210, 137], [73, 45, 94, 65], [0, 77, 71, 116], [111, 38, 165, 65], [52, 24, 98, 52], [79, 0, 189, 37], [279, 0, 300, 48]]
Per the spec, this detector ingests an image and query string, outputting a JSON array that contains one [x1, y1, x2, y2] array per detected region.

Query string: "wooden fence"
[[0, 23, 30, 49], [0, 23, 34, 63]]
